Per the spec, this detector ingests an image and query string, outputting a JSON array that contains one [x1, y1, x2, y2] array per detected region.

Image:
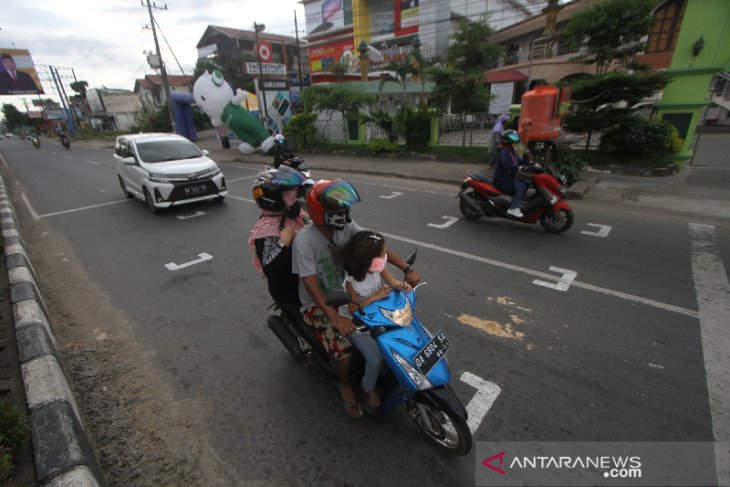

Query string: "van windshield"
[[136, 139, 202, 163]]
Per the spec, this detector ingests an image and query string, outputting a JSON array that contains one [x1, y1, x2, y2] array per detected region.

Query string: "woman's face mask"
[[368, 253, 387, 273]]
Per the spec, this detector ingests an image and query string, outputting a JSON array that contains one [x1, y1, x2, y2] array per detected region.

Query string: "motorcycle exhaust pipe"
[[458, 190, 484, 216], [267, 314, 303, 359]]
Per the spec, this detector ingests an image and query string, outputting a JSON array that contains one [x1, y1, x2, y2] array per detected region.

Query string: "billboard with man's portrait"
[[0, 48, 44, 95]]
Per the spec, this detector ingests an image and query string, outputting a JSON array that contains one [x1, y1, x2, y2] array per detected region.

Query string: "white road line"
[[164, 252, 213, 271], [85, 160, 101, 166], [460, 372, 502, 434], [217, 193, 699, 318], [427, 216, 459, 229], [689, 222, 730, 487], [0, 153, 8, 168], [39, 199, 132, 218], [227, 175, 257, 182], [381, 232, 699, 318], [20, 193, 40, 220], [227, 195, 256, 203]]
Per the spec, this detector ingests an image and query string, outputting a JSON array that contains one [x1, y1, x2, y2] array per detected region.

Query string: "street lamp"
[[254, 22, 269, 127]]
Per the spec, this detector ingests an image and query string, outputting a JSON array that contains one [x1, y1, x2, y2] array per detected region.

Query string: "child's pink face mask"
[[368, 254, 387, 273]]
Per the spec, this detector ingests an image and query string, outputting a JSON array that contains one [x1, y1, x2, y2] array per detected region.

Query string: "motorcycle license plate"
[[413, 330, 451, 375], [184, 183, 207, 196]]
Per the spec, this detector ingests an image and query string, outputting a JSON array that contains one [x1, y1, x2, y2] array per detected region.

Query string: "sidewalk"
[[194, 129, 730, 219]]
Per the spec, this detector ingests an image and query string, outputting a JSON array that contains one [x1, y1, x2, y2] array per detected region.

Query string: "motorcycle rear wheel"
[[540, 208, 574, 233], [408, 402, 472, 456], [459, 189, 484, 220]]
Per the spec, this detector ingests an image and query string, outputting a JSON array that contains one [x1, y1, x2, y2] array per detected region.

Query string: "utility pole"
[[55, 66, 81, 132], [254, 22, 269, 127], [49, 65, 75, 135], [144, 0, 176, 132], [294, 11, 305, 99]]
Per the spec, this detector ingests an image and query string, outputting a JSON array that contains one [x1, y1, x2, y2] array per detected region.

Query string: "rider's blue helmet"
[[501, 129, 520, 146]]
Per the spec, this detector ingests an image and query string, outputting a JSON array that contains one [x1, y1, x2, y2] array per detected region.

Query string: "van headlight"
[[148, 172, 174, 183]]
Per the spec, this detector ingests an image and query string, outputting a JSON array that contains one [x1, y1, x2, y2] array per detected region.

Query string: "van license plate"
[[413, 330, 451, 375], [184, 184, 207, 196]]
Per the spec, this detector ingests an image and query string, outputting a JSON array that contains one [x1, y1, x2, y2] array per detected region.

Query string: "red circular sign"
[[256, 41, 273, 63]]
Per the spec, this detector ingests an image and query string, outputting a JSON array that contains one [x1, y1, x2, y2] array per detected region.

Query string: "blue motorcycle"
[[268, 249, 472, 456]]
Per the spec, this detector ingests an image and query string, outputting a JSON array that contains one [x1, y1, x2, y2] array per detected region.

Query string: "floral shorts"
[[302, 306, 352, 363]]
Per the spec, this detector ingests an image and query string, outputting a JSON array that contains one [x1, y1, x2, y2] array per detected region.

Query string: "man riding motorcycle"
[[291, 179, 421, 417]]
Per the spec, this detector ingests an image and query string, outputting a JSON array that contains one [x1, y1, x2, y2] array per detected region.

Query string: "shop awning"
[[484, 69, 528, 84]]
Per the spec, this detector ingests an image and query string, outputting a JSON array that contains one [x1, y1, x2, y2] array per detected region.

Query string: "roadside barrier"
[[0, 174, 105, 486]]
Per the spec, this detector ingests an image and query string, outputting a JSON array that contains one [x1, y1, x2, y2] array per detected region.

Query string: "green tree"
[[378, 46, 429, 101], [301, 84, 376, 137], [130, 101, 172, 132], [560, 0, 655, 74], [428, 17, 503, 146], [564, 70, 667, 149], [69, 80, 88, 98], [1, 104, 29, 131]]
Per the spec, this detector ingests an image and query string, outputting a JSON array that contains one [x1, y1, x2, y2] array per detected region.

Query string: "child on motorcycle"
[[335, 230, 412, 408]]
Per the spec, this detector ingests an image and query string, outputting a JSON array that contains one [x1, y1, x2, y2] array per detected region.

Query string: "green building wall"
[[656, 0, 730, 163]]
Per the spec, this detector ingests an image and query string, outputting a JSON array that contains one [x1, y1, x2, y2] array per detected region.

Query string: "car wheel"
[[143, 187, 159, 214], [118, 176, 134, 199]]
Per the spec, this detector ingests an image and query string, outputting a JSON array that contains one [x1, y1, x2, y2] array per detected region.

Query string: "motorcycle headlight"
[[379, 298, 412, 327], [392, 351, 433, 390]]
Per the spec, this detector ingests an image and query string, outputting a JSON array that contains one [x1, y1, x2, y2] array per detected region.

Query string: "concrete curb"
[[0, 177, 105, 486]]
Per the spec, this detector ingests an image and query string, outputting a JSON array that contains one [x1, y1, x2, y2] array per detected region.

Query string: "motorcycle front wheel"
[[540, 208, 574, 233], [458, 189, 484, 220], [408, 401, 472, 456]]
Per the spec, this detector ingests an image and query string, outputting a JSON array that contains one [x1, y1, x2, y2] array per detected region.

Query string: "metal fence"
[[312, 112, 516, 148]]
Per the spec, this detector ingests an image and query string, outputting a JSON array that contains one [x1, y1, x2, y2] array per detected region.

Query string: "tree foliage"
[[564, 72, 667, 134], [130, 101, 172, 133], [69, 80, 89, 97], [379, 47, 428, 97], [1, 104, 29, 131], [560, 0, 655, 73], [301, 84, 375, 115], [428, 18, 503, 113]]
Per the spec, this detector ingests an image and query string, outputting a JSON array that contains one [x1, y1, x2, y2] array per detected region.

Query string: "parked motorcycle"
[[60, 134, 70, 150], [458, 162, 574, 233], [31, 136, 40, 149], [267, 249, 473, 456]]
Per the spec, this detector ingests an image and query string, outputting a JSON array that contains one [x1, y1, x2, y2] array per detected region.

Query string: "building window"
[[646, 0, 685, 53]]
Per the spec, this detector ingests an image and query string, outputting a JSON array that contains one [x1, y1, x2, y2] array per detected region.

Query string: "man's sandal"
[[342, 398, 364, 418], [336, 383, 364, 418]]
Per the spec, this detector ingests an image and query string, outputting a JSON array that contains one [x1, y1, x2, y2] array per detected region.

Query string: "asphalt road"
[[1, 137, 728, 486]]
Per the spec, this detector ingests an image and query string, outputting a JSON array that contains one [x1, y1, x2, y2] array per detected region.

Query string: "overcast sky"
[[1, 0, 306, 111]]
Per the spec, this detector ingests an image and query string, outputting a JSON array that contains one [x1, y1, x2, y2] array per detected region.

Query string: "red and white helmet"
[[306, 179, 361, 228]]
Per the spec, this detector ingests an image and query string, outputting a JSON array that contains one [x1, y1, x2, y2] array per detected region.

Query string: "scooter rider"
[[272, 134, 296, 169], [291, 179, 420, 417], [248, 166, 309, 307], [493, 129, 529, 218]]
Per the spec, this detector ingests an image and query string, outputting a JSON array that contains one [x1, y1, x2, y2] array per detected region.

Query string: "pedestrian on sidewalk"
[[490, 114, 511, 165]]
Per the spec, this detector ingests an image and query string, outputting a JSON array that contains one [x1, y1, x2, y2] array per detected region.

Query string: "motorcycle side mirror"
[[405, 248, 417, 266]]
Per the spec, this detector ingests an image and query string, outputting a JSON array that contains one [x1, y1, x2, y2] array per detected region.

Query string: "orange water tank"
[[519, 85, 562, 141]]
